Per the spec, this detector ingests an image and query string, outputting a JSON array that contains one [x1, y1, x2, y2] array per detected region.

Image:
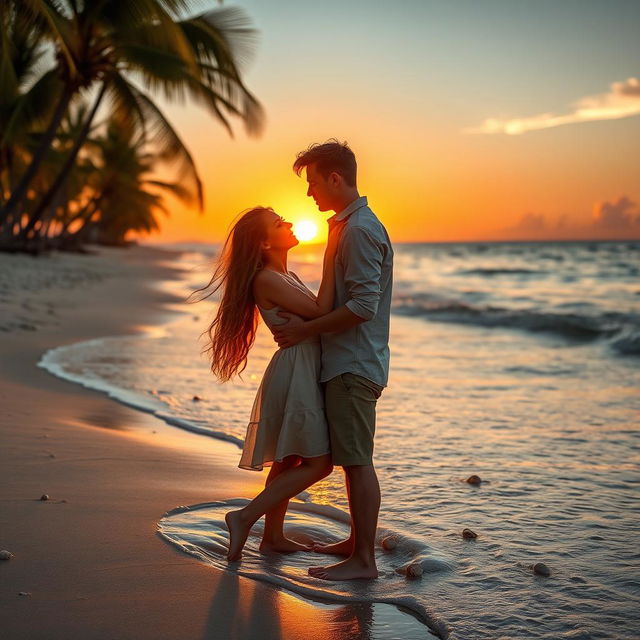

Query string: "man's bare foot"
[[259, 537, 312, 554], [312, 538, 353, 556], [308, 556, 378, 581], [225, 509, 252, 561]]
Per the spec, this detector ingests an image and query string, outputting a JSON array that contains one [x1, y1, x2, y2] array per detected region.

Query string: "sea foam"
[[157, 498, 451, 639]]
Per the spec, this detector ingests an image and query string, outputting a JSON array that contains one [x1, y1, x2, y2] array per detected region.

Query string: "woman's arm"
[[253, 223, 343, 320], [254, 267, 335, 320], [252, 270, 321, 319]]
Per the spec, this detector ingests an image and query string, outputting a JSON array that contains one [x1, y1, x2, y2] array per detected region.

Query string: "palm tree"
[[31, 101, 103, 245], [1, 0, 263, 243], [0, 5, 64, 236], [72, 117, 197, 246]]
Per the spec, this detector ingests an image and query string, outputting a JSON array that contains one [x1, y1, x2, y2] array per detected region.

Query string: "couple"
[[202, 141, 393, 581]]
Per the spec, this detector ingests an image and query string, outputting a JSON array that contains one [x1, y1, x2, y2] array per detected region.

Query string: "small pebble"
[[40, 494, 49, 501], [0, 550, 14, 560], [382, 535, 399, 551], [192, 395, 201, 402], [532, 562, 551, 577], [466, 475, 482, 485], [406, 563, 423, 578], [462, 528, 478, 539], [19, 592, 31, 597]]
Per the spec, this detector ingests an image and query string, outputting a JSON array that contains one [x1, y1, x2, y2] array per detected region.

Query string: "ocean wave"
[[392, 294, 640, 351], [455, 267, 545, 276], [158, 498, 450, 639], [38, 340, 245, 448], [609, 328, 640, 356]]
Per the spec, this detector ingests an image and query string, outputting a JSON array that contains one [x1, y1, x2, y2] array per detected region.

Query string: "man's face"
[[305, 163, 334, 212]]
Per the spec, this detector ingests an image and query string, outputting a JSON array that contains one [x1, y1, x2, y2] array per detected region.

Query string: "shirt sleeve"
[[341, 226, 383, 321]]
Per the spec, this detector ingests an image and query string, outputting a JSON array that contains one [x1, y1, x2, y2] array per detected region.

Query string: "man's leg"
[[345, 464, 380, 563], [308, 463, 379, 579], [310, 373, 382, 579]]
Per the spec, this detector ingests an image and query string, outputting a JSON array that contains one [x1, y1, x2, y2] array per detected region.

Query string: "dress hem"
[[238, 448, 331, 472]]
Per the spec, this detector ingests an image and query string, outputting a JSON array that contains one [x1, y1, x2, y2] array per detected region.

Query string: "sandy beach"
[[0, 246, 434, 640]]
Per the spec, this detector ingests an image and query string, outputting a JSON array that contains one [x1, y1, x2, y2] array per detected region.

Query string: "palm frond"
[[106, 71, 147, 137], [18, 0, 77, 75], [1, 70, 64, 147], [132, 87, 204, 210], [144, 178, 195, 205]]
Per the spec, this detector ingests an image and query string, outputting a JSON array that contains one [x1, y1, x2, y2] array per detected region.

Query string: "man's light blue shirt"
[[320, 196, 393, 387]]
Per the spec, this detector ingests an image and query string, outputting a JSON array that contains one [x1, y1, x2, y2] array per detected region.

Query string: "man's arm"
[[273, 305, 365, 348], [340, 225, 383, 321]]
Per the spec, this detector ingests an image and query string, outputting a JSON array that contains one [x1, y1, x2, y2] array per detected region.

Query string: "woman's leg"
[[226, 454, 333, 561], [261, 456, 311, 553]]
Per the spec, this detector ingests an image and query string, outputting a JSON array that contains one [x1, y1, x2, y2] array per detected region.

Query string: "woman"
[[197, 206, 339, 561]]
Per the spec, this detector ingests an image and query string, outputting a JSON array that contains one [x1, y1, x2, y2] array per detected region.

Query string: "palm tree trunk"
[[61, 193, 102, 238], [0, 85, 74, 224], [21, 82, 108, 240]]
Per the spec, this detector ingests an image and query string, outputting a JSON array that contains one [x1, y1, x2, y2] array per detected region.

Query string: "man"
[[273, 140, 393, 580]]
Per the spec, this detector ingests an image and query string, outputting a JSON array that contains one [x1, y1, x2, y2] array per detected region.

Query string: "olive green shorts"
[[324, 373, 384, 467]]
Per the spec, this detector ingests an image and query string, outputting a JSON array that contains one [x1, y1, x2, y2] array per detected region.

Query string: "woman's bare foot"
[[225, 509, 252, 561], [308, 556, 378, 581], [312, 538, 353, 556], [259, 537, 312, 554]]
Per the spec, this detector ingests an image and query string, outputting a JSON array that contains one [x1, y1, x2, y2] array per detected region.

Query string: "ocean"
[[39, 240, 640, 639]]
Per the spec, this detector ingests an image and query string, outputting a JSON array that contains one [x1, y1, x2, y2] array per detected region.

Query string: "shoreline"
[[0, 245, 437, 640]]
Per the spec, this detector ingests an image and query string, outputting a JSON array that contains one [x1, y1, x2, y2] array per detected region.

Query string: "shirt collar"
[[328, 196, 368, 225]]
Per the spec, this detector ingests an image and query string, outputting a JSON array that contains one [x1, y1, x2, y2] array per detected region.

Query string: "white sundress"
[[238, 271, 330, 471]]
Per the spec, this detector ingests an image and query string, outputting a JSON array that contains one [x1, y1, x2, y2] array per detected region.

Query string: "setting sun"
[[293, 220, 318, 243]]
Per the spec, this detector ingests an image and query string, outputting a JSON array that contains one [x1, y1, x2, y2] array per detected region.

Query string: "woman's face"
[[263, 211, 298, 250]]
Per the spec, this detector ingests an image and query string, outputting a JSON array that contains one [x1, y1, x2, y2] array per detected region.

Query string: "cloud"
[[592, 196, 640, 230], [465, 77, 640, 135], [616, 77, 640, 97], [512, 212, 546, 231], [500, 197, 640, 239]]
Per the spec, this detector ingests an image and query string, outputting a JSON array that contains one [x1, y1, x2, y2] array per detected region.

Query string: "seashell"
[[532, 562, 551, 577], [406, 562, 423, 578], [466, 475, 482, 485], [462, 528, 478, 539], [40, 494, 49, 501], [382, 535, 398, 551], [0, 550, 14, 560]]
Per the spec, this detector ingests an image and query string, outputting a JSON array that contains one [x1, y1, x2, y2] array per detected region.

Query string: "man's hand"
[[272, 313, 308, 348]]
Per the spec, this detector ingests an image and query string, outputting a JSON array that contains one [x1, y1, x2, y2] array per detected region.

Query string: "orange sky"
[[145, 1, 640, 244]]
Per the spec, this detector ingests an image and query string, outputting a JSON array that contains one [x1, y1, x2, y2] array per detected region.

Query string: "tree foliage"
[[0, 0, 263, 252]]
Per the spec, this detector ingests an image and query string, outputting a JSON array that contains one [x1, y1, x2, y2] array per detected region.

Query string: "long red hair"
[[193, 207, 273, 381]]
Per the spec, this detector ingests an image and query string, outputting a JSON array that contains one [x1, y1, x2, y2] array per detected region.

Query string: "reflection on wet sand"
[[204, 571, 438, 640]]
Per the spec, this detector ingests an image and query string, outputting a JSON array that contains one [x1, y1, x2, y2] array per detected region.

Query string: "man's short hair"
[[293, 139, 357, 187]]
